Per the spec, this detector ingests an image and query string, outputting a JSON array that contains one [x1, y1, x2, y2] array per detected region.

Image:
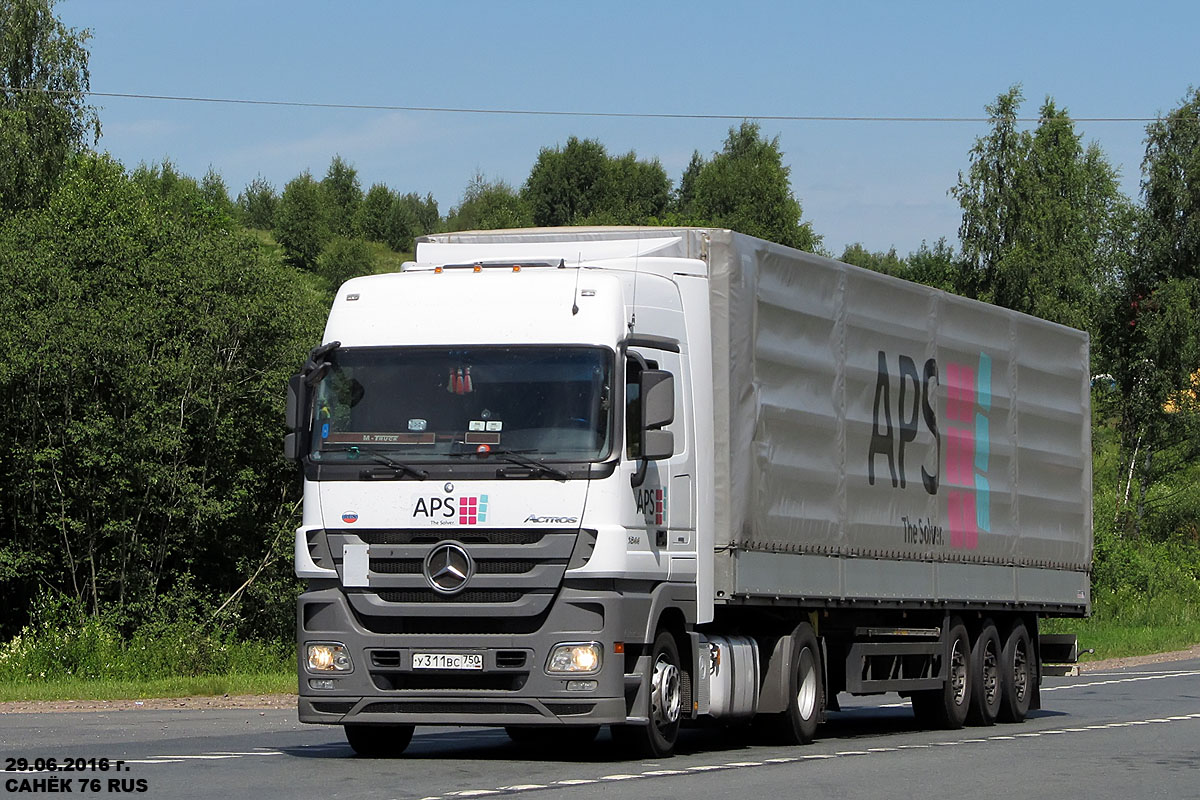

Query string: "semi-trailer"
[[286, 227, 1091, 757]]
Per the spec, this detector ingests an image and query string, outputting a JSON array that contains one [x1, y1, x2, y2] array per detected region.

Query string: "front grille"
[[372, 558, 544, 575], [326, 527, 580, 621], [362, 701, 538, 715], [377, 589, 524, 604], [356, 529, 548, 546], [496, 650, 527, 668], [371, 650, 402, 668], [547, 703, 595, 716]]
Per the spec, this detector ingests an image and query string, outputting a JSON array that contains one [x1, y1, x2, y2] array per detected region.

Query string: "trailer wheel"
[[997, 620, 1033, 723], [344, 724, 415, 757], [762, 622, 824, 745], [612, 630, 682, 758], [967, 619, 1002, 726], [911, 617, 971, 729]]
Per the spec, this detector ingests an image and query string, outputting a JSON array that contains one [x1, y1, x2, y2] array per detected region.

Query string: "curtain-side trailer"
[[286, 227, 1091, 757]]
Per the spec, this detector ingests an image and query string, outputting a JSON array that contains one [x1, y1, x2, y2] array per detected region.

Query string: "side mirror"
[[285, 373, 310, 462], [641, 429, 674, 461], [640, 370, 675, 461], [286, 373, 306, 431], [641, 370, 674, 430]]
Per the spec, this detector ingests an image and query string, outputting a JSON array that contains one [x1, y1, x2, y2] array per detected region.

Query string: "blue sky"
[[57, 0, 1197, 256]]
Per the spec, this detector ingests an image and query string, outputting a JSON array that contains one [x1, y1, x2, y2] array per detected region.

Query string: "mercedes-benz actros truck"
[[286, 227, 1090, 757]]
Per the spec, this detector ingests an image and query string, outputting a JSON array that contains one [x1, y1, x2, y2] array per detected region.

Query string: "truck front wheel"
[[612, 630, 682, 758], [344, 723, 415, 757]]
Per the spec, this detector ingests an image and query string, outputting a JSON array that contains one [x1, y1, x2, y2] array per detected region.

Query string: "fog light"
[[566, 680, 598, 692], [307, 642, 352, 672], [308, 678, 336, 690], [546, 642, 602, 674]]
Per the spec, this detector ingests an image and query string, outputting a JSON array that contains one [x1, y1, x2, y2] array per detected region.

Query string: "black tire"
[[344, 724, 415, 757], [966, 619, 1002, 726], [910, 618, 971, 730], [505, 725, 600, 748], [761, 623, 824, 745], [611, 630, 683, 758], [997, 620, 1034, 723]]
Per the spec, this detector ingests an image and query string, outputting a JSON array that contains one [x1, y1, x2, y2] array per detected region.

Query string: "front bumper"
[[297, 584, 645, 727]]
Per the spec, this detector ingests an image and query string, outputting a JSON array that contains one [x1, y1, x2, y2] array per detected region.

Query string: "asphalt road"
[[4, 659, 1199, 800]]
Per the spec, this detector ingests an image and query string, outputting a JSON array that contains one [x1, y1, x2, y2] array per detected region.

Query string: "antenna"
[[629, 239, 641, 333], [571, 252, 582, 315]]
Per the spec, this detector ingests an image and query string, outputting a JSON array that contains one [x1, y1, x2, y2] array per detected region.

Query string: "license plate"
[[412, 652, 483, 670]]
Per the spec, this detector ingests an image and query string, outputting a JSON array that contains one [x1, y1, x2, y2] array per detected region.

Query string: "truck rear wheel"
[[761, 622, 823, 745], [911, 618, 971, 729], [344, 723, 415, 757], [612, 630, 682, 758], [967, 619, 1001, 726], [997, 620, 1033, 723]]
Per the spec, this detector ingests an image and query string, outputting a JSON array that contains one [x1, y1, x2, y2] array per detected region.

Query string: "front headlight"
[[546, 642, 603, 675], [307, 642, 353, 672]]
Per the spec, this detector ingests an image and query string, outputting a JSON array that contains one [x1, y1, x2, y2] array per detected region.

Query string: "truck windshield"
[[308, 346, 613, 463]]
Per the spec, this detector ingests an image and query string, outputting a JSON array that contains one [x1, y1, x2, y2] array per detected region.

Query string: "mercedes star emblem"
[[423, 542, 473, 595]]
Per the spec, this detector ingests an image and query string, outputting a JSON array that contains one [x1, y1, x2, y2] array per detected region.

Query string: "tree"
[[840, 243, 906, 278], [951, 87, 1132, 334], [0, 153, 326, 628], [199, 168, 236, 221], [1108, 88, 1200, 535], [0, 0, 99, 215], [523, 136, 609, 226], [592, 151, 670, 224], [688, 122, 820, 251], [275, 171, 329, 270], [445, 172, 532, 232], [357, 183, 397, 244], [320, 155, 362, 238], [522, 137, 669, 226], [237, 175, 278, 230], [316, 236, 375, 290]]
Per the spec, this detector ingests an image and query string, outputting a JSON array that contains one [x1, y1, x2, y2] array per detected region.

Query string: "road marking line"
[[685, 765, 727, 771], [642, 770, 687, 776], [1042, 671, 1200, 692], [147, 754, 236, 760], [765, 756, 799, 763], [724, 761, 763, 767], [599, 774, 638, 780], [499, 785, 546, 791], [554, 779, 598, 785]]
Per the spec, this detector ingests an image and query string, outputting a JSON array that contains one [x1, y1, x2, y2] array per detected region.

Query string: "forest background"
[[1, 0, 1198, 688]]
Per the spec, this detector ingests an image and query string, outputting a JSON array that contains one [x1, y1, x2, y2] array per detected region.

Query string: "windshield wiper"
[[322, 445, 428, 480], [486, 448, 570, 480]]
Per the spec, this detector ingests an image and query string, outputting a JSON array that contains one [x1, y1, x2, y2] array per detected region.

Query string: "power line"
[[0, 85, 1164, 124]]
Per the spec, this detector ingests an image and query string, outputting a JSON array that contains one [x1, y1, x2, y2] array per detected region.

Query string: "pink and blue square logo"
[[945, 354, 991, 549], [459, 495, 488, 525]]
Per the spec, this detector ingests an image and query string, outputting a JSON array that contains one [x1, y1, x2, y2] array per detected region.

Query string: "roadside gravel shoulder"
[[3, 643, 1198, 714]]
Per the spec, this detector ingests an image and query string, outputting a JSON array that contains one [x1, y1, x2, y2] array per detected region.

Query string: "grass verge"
[[0, 672, 294, 703], [1042, 617, 1200, 662]]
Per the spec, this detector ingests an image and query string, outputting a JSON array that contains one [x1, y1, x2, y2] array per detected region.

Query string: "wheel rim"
[[651, 653, 681, 730], [797, 647, 818, 719], [1012, 638, 1028, 702], [949, 638, 968, 704], [982, 639, 999, 706]]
